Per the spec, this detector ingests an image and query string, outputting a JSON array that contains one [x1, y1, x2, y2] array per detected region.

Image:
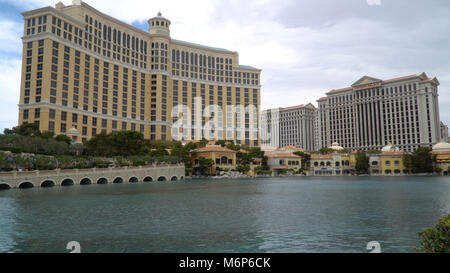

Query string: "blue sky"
[[0, 0, 449, 135]]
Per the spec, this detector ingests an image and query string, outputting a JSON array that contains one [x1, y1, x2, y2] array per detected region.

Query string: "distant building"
[[266, 152, 302, 175], [317, 73, 442, 152], [310, 153, 352, 176], [431, 141, 450, 176], [191, 145, 237, 174], [261, 103, 316, 152], [440, 122, 449, 141], [379, 144, 407, 175]]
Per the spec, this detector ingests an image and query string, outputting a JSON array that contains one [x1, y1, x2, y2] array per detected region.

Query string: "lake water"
[[0, 176, 449, 253]]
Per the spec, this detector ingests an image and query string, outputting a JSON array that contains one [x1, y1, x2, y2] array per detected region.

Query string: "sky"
[[0, 0, 449, 134]]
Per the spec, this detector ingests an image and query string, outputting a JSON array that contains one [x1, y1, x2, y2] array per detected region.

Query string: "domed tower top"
[[148, 12, 171, 37]]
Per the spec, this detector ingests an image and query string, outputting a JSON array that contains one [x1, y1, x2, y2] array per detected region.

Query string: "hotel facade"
[[261, 104, 316, 152], [18, 0, 261, 146], [316, 73, 443, 152]]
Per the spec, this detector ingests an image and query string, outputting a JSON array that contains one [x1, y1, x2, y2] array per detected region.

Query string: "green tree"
[[294, 151, 311, 168], [109, 131, 149, 156], [319, 147, 334, 155], [150, 149, 170, 157], [355, 151, 370, 175], [4, 122, 41, 137], [13, 154, 33, 170], [34, 155, 57, 170], [402, 153, 413, 173], [0, 152, 12, 171], [406, 147, 435, 174], [40, 131, 55, 139], [193, 157, 214, 176], [84, 131, 150, 157], [55, 134, 72, 145], [237, 164, 251, 174], [415, 215, 450, 253], [215, 140, 227, 147]]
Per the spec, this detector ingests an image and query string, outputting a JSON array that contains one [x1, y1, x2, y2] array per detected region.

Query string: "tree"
[[402, 153, 413, 173], [34, 155, 57, 170], [193, 157, 213, 176], [319, 147, 334, 155], [109, 131, 149, 156], [355, 151, 370, 175], [237, 164, 250, 174], [215, 140, 227, 147], [415, 215, 450, 253], [55, 134, 72, 145], [405, 147, 435, 174], [294, 151, 311, 168], [84, 131, 150, 157], [40, 131, 55, 139], [4, 122, 41, 137], [150, 149, 169, 157]]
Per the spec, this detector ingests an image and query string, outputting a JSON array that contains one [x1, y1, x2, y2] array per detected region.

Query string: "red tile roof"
[[282, 105, 305, 111], [382, 74, 417, 83], [266, 153, 301, 159], [195, 146, 237, 153], [327, 87, 353, 94], [326, 74, 420, 95], [311, 155, 333, 160]]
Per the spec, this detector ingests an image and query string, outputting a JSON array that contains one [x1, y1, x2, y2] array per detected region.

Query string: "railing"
[[0, 163, 185, 178]]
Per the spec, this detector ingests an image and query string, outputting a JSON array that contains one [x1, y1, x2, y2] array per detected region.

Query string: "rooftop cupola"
[[148, 12, 171, 37]]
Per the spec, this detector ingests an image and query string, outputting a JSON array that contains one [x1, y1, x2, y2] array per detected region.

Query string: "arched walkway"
[[158, 176, 167, 182], [97, 178, 108, 185], [80, 178, 92, 185], [61, 178, 74, 187], [128, 177, 139, 183], [0, 184, 11, 190], [113, 177, 124, 184], [18, 182, 34, 189], [143, 176, 154, 182], [171, 176, 178, 181], [41, 180, 55, 188]]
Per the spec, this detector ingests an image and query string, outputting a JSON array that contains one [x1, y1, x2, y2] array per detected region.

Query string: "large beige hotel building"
[[18, 0, 261, 146], [317, 73, 443, 152]]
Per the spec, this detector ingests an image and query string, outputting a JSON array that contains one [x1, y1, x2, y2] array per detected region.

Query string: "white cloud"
[[0, 20, 23, 54], [0, 58, 22, 132]]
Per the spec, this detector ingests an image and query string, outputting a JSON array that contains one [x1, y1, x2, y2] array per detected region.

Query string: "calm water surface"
[[0, 176, 449, 253]]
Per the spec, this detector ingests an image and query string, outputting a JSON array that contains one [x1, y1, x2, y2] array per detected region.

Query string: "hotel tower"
[[317, 73, 442, 152], [18, 0, 261, 145]]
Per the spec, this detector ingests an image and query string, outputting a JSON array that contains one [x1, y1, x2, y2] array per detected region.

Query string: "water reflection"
[[0, 177, 448, 253]]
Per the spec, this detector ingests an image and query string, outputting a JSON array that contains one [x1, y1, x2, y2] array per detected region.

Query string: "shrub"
[[416, 215, 450, 253]]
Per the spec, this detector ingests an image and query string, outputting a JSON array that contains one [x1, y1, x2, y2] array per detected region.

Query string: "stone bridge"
[[0, 164, 185, 190]]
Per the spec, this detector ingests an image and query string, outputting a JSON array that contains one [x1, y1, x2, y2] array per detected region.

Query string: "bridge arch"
[[171, 176, 178, 181], [0, 183, 12, 190], [80, 178, 92, 185], [113, 177, 124, 184], [18, 181, 34, 189], [61, 178, 75, 187], [128, 177, 139, 183], [97, 177, 108, 184], [41, 180, 56, 188], [157, 176, 167, 182], [180, 176, 184, 180], [143, 176, 154, 182]]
